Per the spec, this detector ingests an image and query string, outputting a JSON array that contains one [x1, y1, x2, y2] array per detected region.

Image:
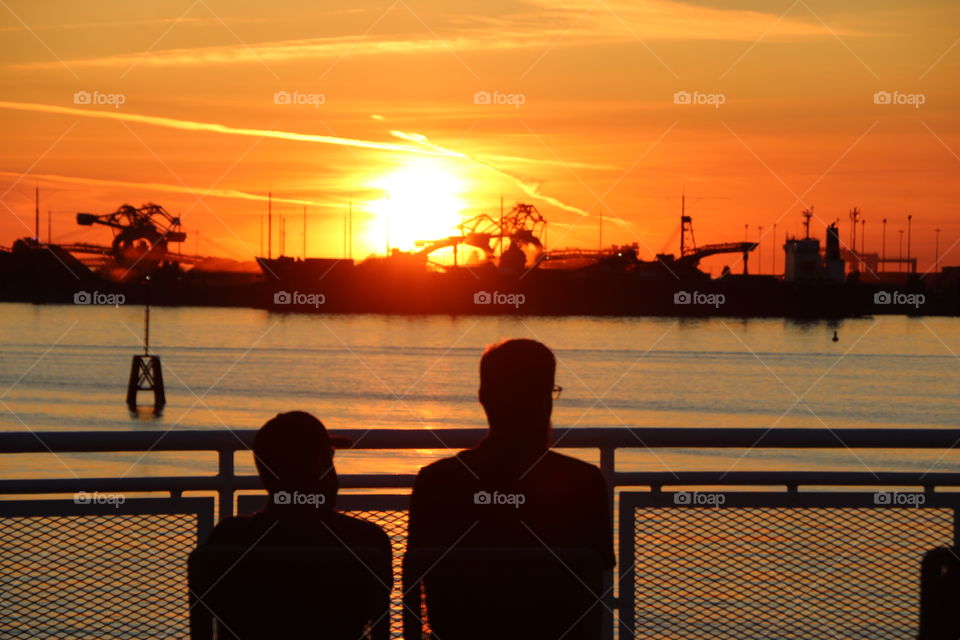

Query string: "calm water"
[[1, 303, 959, 479]]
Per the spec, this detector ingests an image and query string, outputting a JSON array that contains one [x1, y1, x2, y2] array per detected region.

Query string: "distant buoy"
[[127, 277, 165, 413], [832, 330, 839, 342], [127, 354, 165, 410]]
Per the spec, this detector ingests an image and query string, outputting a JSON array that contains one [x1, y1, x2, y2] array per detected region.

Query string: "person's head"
[[478, 339, 556, 447], [253, 411, 350, 504]]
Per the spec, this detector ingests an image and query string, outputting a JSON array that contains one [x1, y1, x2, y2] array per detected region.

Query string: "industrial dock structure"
[[1, 197, 957, 317]]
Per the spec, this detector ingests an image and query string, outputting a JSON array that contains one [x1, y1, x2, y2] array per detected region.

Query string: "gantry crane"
[[676, 207, 757, 274], [413, 203, 546, 266], [73, 203, 187, 272]]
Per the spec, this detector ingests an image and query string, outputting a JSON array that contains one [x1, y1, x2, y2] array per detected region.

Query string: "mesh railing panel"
[[0, 512, 199, 639], [631, 506, 953, 639], [7, 499, 947, 639], [347, 510, 412, 639]]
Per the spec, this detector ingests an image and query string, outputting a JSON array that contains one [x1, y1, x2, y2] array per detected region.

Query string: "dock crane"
[[412, 203, 546, 267], [676, 199, 757, 274], [74, 203, 186, 273]]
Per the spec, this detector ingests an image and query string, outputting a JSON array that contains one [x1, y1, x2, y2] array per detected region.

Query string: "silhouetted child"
[[200, 411, 391, 639]]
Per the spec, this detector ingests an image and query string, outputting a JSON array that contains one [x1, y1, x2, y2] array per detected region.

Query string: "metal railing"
[[2, 427, 959, 639]]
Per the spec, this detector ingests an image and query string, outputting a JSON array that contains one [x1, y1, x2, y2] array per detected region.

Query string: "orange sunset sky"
[[0, 0, 957, 274]]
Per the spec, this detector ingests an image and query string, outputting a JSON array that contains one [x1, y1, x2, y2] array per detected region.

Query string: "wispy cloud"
[[10, 33, 514, 70], [10, 0, 856, 71], [0, 16, 264, 34], [530, 0, 860, 42]]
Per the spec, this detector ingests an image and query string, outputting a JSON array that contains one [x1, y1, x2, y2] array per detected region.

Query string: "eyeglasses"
[[552, 385, 563, 400]]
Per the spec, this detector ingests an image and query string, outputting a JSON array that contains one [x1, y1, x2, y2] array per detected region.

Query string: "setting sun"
[[364, 159, 468, 255]]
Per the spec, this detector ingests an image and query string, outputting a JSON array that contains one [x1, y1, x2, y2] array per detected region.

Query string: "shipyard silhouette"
[[2, 197, 957, 316]]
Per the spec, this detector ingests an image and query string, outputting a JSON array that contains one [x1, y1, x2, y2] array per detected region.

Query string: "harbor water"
[[1, 303, 958, 479]]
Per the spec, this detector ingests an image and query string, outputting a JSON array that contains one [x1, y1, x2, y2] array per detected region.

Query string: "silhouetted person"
[[198, 411, 392, 639], [405, 339, 613, 639]]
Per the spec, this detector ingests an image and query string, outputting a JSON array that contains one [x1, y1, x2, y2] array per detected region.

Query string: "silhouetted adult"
[[198, 411, 392, 639], [405, 339, 613, 639]]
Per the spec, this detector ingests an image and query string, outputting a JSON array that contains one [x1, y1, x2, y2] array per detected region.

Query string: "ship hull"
[[2, 247, 956, 317]]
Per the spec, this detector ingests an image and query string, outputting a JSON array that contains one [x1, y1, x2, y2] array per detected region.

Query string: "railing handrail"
[[3, 471, 960, 494], [3, 427, 960, 453]]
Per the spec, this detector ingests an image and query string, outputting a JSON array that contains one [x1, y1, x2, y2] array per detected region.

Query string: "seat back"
[[404, 547, 603, 640], [918, 547, 960, 640], [189, 546, 388, 640]]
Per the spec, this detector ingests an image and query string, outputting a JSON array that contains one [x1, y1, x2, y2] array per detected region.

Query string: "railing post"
[[600, 446, 615, 486], [599, 446, 616, 640], [218, 447, 234, 520], [953, 502, 960, 547], [617, 490, 635, 637]]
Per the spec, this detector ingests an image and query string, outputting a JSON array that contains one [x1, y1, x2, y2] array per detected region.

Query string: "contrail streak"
[[0, 101, 612, 170], [0, 101, 452, 157]]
